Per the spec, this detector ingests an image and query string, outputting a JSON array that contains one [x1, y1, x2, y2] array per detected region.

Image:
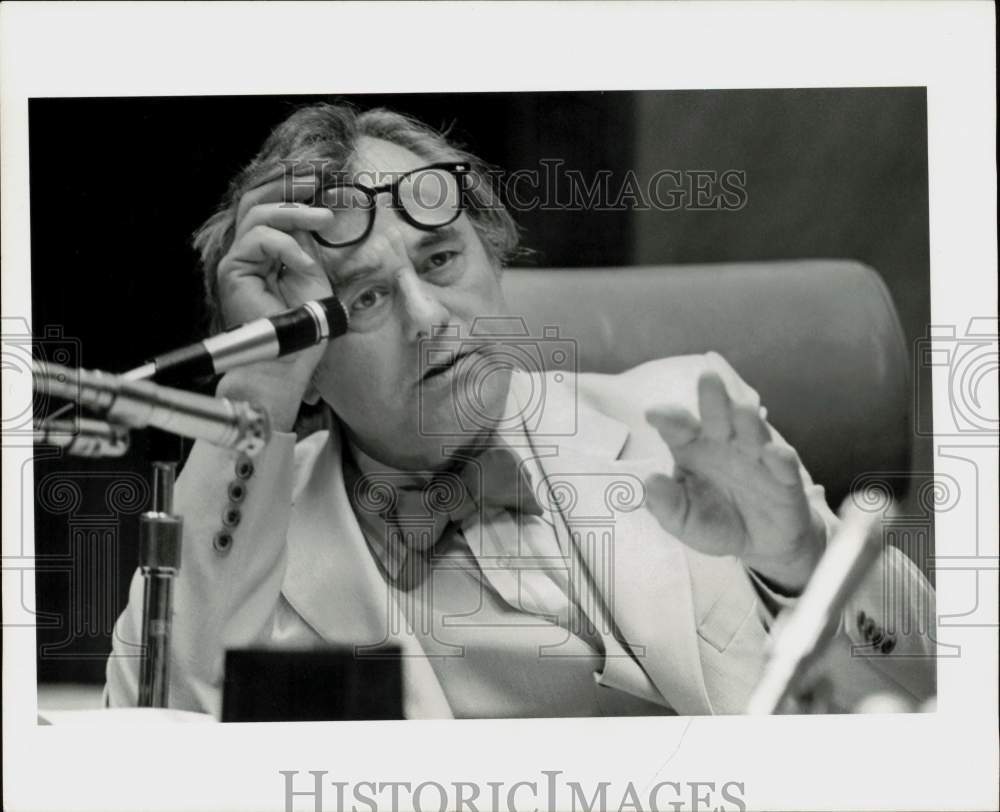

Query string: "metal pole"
[[137, 462, 183, 708]]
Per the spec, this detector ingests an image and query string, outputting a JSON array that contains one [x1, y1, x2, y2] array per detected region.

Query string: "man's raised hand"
[[214, 173, 337, 432], [644, 371, 826, 593]]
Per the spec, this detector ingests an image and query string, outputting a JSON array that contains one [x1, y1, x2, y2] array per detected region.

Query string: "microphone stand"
[[32, 361, 272, 709], [137, 462, 182, 708]]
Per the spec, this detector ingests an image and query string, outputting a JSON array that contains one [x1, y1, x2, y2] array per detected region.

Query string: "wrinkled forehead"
[[344, 136, 429, 187]]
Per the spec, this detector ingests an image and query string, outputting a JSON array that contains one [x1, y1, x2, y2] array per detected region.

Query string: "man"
[[105, 102, 935, 718]]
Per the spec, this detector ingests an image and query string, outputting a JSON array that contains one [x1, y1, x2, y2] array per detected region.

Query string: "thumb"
[[644, 472, 690, 536]]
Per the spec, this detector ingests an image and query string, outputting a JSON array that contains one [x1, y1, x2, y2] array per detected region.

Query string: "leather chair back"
[[503, 260, 911, 509]]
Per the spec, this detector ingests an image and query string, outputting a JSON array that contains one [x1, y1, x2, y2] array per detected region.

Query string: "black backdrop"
[[28, 88, 930, 682]]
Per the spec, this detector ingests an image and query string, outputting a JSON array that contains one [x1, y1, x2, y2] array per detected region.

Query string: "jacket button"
[[227, 480, 247, 503], [881, 637, 897, 654], [235, 457, 254, 480], [213, 532, 233, 554], [222, 507, 242, 528]]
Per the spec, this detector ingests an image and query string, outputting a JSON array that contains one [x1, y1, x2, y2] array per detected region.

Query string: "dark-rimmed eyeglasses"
[[309, 162, 469, 248]]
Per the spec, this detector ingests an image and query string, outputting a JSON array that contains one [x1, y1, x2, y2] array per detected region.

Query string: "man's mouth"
[[420, 345, 487, 383]]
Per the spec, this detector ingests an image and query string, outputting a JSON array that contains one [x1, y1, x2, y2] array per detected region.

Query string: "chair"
[[503, 259, 911, 510]]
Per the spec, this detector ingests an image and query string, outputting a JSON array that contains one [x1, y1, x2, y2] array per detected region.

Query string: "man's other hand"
[[644, 371, 826, 594]]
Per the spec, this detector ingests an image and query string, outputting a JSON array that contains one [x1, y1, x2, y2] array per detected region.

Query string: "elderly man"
[[105, 102, 935, 718]]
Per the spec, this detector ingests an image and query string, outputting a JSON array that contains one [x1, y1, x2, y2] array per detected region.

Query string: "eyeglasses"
[[309, 162, 470, 248]]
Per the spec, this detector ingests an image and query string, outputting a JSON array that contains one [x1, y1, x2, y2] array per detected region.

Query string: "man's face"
[[311, 137, 510, 470]]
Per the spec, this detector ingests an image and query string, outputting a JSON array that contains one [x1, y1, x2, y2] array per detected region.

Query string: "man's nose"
[[363, 219, 450, 342], [397, 266, 450, 343]]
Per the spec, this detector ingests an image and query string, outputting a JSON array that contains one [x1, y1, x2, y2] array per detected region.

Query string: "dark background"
[[29, 88, 931, 682]]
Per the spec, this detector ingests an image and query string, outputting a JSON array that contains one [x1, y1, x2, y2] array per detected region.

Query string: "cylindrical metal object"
[[122, 294, 348, 384], [32, 361, 270, 456], [137, 462, 183, 708], [152, 461, 175, 515], [32, 417, 130, 457], [138, 572, 175, 708]]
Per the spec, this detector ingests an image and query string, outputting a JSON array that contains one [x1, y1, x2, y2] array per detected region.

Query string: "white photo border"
[[2, 2, 996, 811]]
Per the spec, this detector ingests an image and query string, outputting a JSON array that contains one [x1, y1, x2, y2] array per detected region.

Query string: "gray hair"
[[193, 102, 521, 332]]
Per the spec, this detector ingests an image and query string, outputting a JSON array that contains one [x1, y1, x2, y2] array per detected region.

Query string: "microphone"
[[33, 417, 130, 457], [122, 295, 349, 384], [33, 361, 271, 456], [746, 491, 889, 714]]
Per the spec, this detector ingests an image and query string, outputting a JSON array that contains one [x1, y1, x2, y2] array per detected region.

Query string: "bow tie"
[[351, 445, 545, 584]]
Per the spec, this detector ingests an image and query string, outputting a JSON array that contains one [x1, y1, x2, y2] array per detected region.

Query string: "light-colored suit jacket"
[[105, 353, 936, 717]]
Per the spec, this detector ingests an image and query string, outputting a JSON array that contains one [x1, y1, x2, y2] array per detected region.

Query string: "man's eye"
[[352, 288, 385, 312], [424, 250, 460, 272]]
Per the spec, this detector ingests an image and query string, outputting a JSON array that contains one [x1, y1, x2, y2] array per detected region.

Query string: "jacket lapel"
[[516, 372, 713, 715], [280, 427, 453, 719]]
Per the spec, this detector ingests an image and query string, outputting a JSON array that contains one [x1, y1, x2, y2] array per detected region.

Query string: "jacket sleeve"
[[104, 431, 299, 717], [705, 351, 937, 709]]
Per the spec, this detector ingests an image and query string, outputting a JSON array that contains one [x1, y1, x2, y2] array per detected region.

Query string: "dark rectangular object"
[[222, 646, 403, 722]]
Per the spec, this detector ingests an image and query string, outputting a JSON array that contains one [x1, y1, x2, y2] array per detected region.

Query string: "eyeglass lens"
[[312, 165, 463, 248]]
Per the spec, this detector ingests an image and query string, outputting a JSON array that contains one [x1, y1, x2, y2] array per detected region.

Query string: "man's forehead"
[[346, 136, 426, 183]]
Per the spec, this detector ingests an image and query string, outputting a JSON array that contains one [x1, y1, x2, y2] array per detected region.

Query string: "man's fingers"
[[217, 202, 335, 326], [732, 402, 770, 452], [697, 372, 734, 441], [234, 202, 335, 243], [219, 226, 331, 313], [761, 442, 804, 487], [644, 472, 690, 536], [646, 405, 700, 450], [224, 226, 320, 276], [235, 169, 320, 225]]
